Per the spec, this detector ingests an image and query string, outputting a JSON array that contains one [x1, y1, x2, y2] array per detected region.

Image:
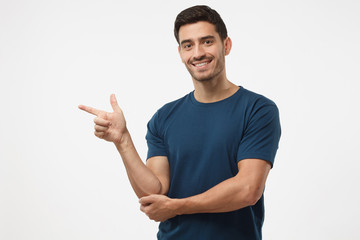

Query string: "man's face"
[[178, 21, 231, 82]]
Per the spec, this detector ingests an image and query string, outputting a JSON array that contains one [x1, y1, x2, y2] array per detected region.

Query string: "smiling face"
[[178, 21, 231, 82]]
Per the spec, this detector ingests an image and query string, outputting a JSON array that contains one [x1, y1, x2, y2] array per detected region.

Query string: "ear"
[[224, 37, 232, 56]]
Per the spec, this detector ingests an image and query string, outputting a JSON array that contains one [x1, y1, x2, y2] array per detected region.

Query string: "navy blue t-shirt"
[[146, 86, 281, 240]]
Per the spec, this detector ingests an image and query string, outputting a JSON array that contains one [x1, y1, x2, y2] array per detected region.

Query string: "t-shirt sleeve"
[[236, 101, 281, 167], [145, 111, 168, 160]]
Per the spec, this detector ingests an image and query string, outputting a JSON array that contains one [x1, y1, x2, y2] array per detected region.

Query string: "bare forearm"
[[174, 176, 262, 215], [79, 96, 165, 199], [139, 159, 270, 222], [115, 131, 162, 198]]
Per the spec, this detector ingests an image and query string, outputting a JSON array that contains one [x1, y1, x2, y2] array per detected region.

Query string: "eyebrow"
[[180, 35, 216, 46]]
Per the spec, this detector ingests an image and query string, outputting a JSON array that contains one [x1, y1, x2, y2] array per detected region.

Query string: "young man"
[[79, 5, 281, 240]]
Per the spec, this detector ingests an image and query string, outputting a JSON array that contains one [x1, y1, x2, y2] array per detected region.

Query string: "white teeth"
[[195, 62, 208, 67]]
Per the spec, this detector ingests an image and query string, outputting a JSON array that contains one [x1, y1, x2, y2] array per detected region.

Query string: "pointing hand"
[[79, 94, 127, 143]]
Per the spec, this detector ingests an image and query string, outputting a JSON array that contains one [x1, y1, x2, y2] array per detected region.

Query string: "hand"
[[139, 195, 178, 222], [79, 94, 127, 143]]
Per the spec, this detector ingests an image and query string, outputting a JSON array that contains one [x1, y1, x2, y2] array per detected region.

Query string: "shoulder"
[[238, 87, 280, 122], [155, 92, 191, 119], [148, 92, 191, 125], [240, 87, 277, 108]]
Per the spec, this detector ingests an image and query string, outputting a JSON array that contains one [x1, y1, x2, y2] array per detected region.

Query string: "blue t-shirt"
[[146, 86, 281, 240]]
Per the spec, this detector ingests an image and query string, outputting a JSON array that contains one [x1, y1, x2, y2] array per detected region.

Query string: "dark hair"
[[174, 5, 228, 44]]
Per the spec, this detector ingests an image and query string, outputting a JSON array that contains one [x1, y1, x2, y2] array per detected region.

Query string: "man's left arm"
[[139, 158, 271, 222]]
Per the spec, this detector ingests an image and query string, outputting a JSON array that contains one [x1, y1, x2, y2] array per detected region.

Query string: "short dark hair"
[[174, 5, 228, 44]]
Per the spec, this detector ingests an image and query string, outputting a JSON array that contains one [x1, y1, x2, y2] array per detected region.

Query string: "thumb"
[[139, 195, 154, 205], [110, 94, 121, 112]]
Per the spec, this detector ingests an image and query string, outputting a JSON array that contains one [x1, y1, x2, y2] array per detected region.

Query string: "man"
[[79, 5, 281, 240]]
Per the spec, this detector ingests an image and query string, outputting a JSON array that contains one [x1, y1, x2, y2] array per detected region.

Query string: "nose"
[[193, 44, 206, 60]]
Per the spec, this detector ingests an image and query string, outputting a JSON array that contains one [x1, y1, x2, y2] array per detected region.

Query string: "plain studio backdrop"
[[1, 0, 359, 239]]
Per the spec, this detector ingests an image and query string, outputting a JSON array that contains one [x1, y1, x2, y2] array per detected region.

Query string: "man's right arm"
[[79, 94, 170, 199], [115, 131, 170, 198]]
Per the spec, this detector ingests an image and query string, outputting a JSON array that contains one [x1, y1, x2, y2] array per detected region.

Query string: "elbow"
[[245, 193, 261, 206], [137, 181, 163, 198], [145, 181, 168, 196], [150, 181, 164, 195], [241, 185, 263, 207]]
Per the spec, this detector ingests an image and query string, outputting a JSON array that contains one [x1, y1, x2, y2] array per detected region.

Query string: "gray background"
[[1, 0, 359, 239]]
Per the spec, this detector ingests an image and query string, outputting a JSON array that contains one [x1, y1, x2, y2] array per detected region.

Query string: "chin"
[[193, 76, 213, 82], [189, 70, 213, 82], [192, 70, 222, 82]]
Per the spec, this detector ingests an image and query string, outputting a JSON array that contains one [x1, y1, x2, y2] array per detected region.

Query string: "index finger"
[[78, 104, 102, 116]]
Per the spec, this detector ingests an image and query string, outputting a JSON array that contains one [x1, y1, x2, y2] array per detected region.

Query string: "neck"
[[192, 74, 239, 103]]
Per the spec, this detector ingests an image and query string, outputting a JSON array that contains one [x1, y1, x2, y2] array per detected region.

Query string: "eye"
[[182, 43, 192, 50], [204, 40, 213, 45]]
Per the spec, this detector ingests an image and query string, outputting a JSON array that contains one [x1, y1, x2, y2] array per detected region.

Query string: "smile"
[[192, 60, 212, 68], [195, 62, 208, 67]]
